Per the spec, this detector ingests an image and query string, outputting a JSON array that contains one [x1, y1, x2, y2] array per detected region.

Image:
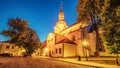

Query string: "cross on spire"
[[60, 1, 63, 12]]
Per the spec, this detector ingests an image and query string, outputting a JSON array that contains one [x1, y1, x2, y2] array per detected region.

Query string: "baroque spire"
[[54, 0, 68, 34], [58, 1, 64, 21]]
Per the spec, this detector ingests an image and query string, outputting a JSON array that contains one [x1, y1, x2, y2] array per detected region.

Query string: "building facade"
[[0, 41, 26, 56], [45, 4, 105, 58], [0, 41, 41, 57]]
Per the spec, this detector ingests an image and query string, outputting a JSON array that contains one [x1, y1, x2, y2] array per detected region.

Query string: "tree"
[[76, 0, 105, 56], [1, 18, 41, 56], [100, 0, 120, 64], [76, 0, 104, 23], [77, 0, 120, 64]]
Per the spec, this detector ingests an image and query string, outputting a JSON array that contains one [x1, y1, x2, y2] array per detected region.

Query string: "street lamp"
[[83, 40, 89, 61]]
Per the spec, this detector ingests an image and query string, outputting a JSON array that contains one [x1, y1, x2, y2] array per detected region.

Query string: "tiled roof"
[[56, 38, 76, 45], [41, 41, 46, 48]]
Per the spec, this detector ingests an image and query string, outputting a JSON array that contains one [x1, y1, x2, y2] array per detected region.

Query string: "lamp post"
[[78, 46, 81, 61], [83, 40, 88, 61]]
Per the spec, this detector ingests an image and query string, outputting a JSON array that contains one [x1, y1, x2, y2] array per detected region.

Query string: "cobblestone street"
[[0, 57, 95, 68]]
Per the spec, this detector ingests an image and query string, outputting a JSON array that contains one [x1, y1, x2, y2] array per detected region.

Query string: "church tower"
[[54, 2, 68, 34]]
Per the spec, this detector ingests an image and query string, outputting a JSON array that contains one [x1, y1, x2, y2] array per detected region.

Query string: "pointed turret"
[[54, 1, 68, 34], [58, 1, 64, 21]]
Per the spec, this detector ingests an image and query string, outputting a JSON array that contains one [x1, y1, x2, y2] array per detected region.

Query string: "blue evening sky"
[[0, 0, 78, 42]]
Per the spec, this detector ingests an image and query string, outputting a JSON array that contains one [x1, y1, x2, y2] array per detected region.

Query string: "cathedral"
[[44, 4, 105, 57]]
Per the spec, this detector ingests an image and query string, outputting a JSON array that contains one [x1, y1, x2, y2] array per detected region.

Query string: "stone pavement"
[[33, 56, 120, 68], [0, 57, 95, 68]]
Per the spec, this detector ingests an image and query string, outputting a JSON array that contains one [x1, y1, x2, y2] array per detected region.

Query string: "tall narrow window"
[[59, 48, 61, 54], [82, 27, 88, 39], [56, 49, 58, 54]]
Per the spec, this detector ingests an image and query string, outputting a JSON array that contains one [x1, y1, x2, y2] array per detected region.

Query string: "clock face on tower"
[[59, 23, 65, 30]]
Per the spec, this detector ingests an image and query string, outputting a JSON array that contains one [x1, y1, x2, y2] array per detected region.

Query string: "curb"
[[37, 57, 120, 68], [42, 57, 98, 68]]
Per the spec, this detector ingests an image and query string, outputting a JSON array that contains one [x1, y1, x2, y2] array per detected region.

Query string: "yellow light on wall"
[[82, 39, 89, 61], [64, 34, 67, 36], [83, 40, 88, 46], [45, 48, 49, 52]]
